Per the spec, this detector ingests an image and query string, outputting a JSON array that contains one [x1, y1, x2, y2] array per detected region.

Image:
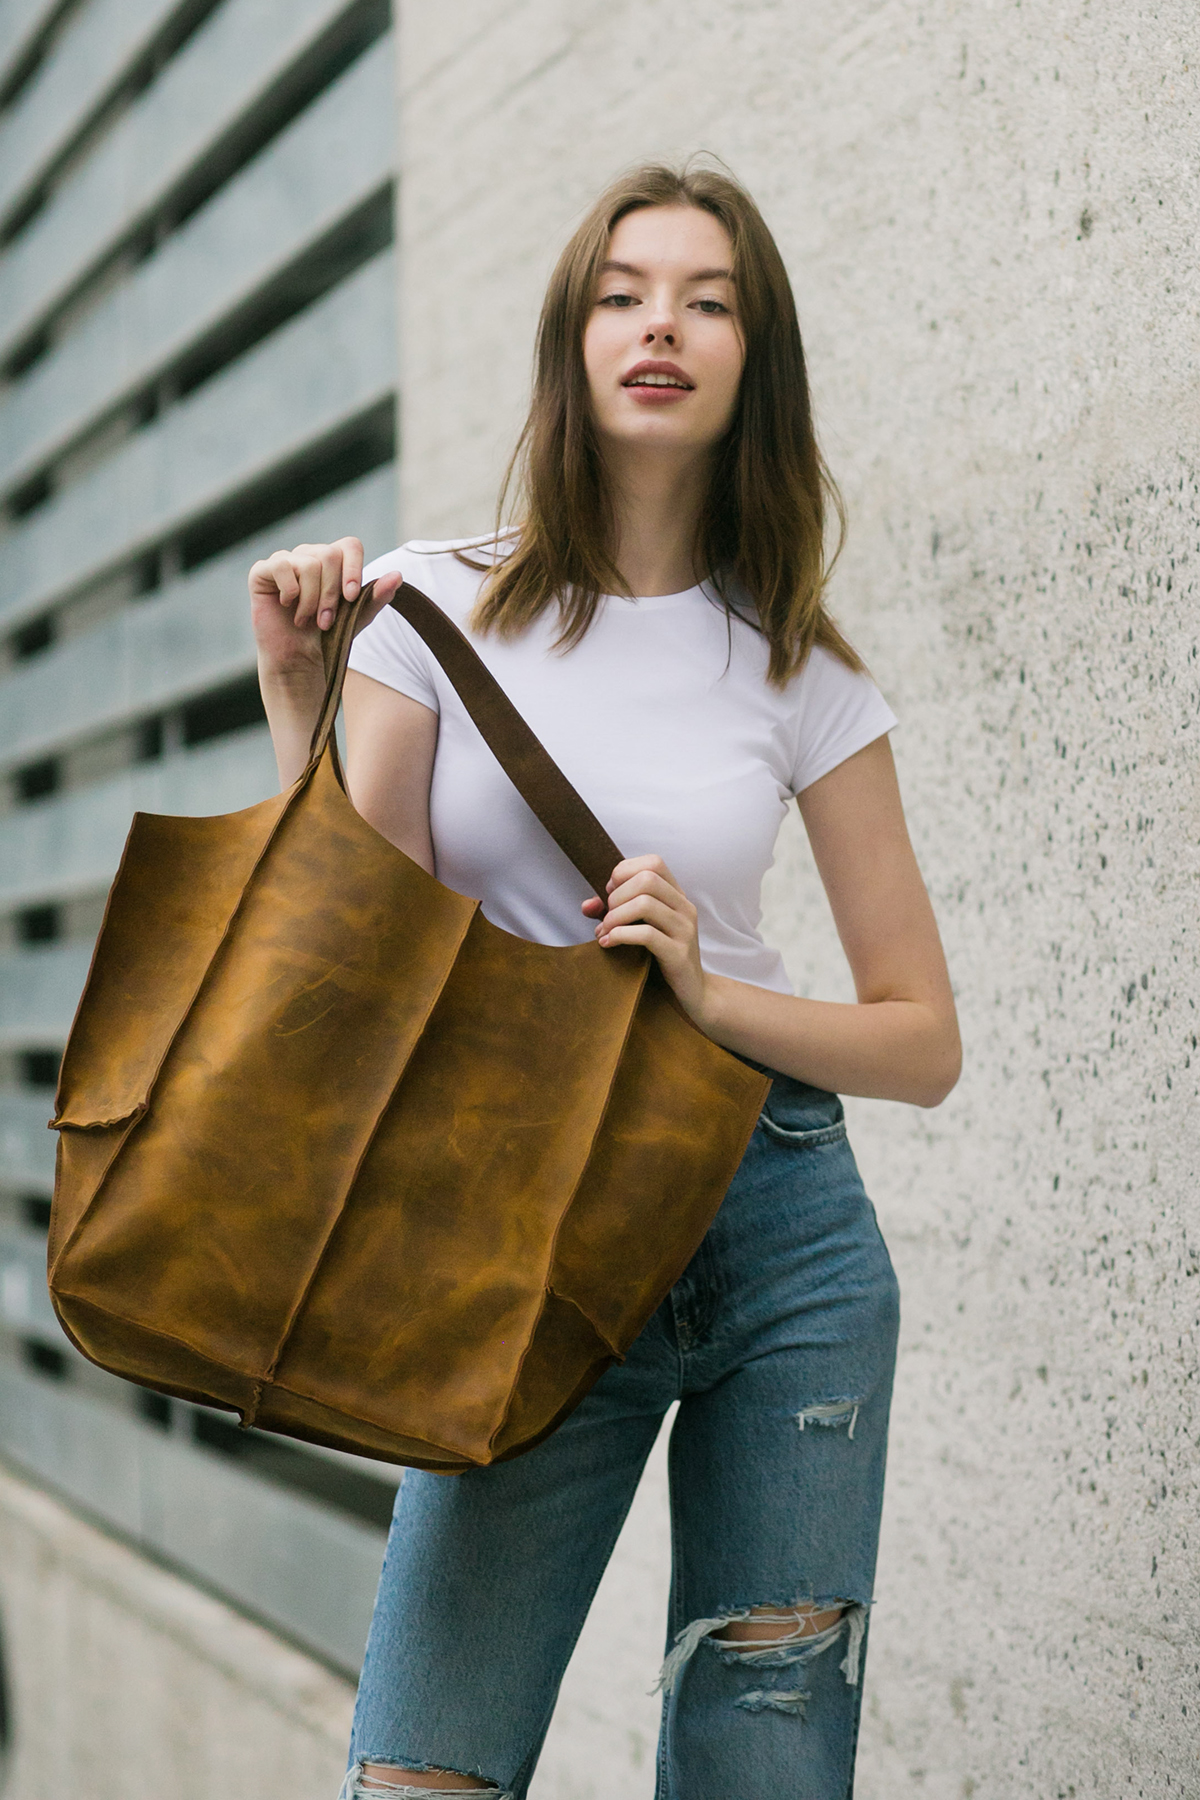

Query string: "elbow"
[[913, 1032, 962, 1109]]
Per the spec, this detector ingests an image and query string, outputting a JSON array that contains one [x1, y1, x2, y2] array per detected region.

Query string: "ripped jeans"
[[344, 1075, 900, 1800]]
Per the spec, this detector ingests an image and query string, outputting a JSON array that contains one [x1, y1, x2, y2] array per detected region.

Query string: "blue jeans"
[[344, 1076, 900, 1799]]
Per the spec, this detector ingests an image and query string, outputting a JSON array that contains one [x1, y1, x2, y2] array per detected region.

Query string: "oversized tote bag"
[[47, 581, 769, 1471]]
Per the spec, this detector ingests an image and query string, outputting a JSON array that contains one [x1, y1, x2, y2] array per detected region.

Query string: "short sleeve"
[[789, 646, 897, 794], [346, 545, 440, 713]]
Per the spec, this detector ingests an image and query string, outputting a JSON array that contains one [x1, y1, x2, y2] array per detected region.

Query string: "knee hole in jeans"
[[714, 1602, 846, 1646], [355, 1764, 499, 1797]]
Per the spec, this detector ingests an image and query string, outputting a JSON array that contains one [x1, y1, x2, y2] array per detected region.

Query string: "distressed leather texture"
[[48, 582, 770, 1471]]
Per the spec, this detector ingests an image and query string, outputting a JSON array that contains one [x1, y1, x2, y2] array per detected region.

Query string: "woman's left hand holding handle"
[[583, 856, 713, 1026], [249, 537, 400, 788]]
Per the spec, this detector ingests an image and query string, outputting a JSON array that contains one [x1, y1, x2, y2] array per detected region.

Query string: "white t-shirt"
[[348, 541, 896, 996]]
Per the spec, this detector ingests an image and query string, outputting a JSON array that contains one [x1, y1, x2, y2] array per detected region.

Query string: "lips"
[[621, 359, 694, 390]]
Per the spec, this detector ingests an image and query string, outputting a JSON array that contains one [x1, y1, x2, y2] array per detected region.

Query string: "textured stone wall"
[[395, 5, 1199, 1795], [0, 1464, 355, 1800]]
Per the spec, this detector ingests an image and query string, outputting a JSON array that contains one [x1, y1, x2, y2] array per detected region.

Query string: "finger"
[[252, 551, 300, 605], [605, 871, 685, 913], [606, 854, 677, 894], [597, 894, 683, 941], [581, 895, 605, 916], [316, 546, 344, 630], [293, 551, 325, 628], [597, 921, 671, 954], [335, 537, 364, 599]]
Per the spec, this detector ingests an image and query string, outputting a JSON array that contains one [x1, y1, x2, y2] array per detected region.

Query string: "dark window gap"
[[20, 1194, 53, 1232], [1, 0, 391, 378], [14, 758, 60, 803], [7, 470, 53, 518], [16, 903, 61, 944], [192, 1409, 397, 1531], [4, 324, 51, 378], [132, 548, 163, 596], [181, 675, 265, 747], [137, 716, 165, 761], [135, 1389, 174, 1429], [18, 1049, 61, 1087], [12, 614, 55, 658], [20, 1339, 69, 1380], [0, 0, 83, 113]]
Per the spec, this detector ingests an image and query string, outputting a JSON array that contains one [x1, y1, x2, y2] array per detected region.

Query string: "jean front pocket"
[[758, 1111, 848, 1149]]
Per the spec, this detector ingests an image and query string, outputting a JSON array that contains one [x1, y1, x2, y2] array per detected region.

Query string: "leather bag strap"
[[308, 579, 623, 900]]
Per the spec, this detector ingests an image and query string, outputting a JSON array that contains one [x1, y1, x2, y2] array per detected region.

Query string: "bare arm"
[[585, 735, 961, 1108], [342, 671, 438, 875]]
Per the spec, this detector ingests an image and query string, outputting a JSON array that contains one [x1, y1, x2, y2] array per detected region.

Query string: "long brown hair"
[[466, 162, 860, 684]]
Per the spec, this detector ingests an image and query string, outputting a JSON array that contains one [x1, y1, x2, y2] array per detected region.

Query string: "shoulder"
[[785, 643, 898, 793], [351, 535, 508, 702], [793, 642, 877, 697], [362, 535, 505, 621]]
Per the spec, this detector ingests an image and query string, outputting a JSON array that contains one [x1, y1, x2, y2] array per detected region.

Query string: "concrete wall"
[[0, 1462, 355, 1800], [396, 5, 1200, 1795]]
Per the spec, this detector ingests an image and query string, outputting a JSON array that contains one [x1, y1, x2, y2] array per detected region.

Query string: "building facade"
[[0, 0, 401, 1751]]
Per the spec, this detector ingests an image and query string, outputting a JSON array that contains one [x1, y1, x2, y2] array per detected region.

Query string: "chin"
[[606, 415, 715, 453]]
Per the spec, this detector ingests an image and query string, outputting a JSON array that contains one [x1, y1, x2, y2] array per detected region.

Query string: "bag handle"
[[308, 579, 623, 900]]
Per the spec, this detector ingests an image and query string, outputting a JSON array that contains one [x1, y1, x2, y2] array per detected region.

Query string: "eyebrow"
[[599, 259, 734, 282]]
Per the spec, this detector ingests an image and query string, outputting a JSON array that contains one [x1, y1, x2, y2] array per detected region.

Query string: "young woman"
[[251, 163, 959, 1800]]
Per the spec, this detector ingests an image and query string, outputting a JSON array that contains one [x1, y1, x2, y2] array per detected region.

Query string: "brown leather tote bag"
[[47, 581, 769, 1472]]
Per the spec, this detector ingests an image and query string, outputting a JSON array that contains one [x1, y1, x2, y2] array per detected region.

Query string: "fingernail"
[[319, 610, 332, 627], [345, 579, 359, 594]]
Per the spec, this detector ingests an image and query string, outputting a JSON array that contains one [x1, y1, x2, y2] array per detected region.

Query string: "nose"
[[641, 294, 679, 349]]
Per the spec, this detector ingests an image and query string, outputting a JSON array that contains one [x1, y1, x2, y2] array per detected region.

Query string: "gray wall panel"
[[0, 728, 278, 910], [0, 464, 395, 770], [0, 0, 184, 225], [0, 1088, 57, 1190], [0, 1224, 61, 1338], [0, 941, 92, 1049], [0, 250, 395, 631], [0, 1365, 146, 1536], [0, 36, 395, 496], [0, 0, 359, 359]]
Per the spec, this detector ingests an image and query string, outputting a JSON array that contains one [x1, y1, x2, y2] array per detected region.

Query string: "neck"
[[603, 441, 713, 597]]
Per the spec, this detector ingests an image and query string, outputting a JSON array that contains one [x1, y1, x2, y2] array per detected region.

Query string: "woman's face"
[[583, 204, 744, 461]]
